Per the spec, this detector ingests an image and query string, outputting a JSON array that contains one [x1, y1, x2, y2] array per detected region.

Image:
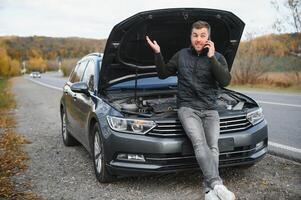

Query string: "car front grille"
[[220, 114, 252, 133], [144, 143, 267, 169], [150, 114, 252, 136]]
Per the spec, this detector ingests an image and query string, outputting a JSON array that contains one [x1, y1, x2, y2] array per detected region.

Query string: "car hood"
[[100, 8, 245, 90]]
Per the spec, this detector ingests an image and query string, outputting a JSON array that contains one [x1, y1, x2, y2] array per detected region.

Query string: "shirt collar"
[[189, 46, 208, 57]]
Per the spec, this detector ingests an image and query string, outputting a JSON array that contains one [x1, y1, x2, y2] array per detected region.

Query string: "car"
[[30, 71, 41, 78], [60, 8, 268, 183]]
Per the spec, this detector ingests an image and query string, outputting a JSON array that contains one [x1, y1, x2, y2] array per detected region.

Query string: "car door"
[[73, 59, 96, 146], [65, 60, 89, 140], [63, 63, 79, 135]]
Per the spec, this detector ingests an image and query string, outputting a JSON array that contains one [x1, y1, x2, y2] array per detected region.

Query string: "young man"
[[146, 21, 235, 200]]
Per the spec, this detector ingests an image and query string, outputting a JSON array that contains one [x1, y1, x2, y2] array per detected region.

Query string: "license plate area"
[[182, 138, 235, 155], [218, 138, 234, 152], [182, 142, 194, 155]]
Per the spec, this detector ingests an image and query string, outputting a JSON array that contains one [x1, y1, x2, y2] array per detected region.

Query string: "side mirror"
[[71, 82, 90, 97]]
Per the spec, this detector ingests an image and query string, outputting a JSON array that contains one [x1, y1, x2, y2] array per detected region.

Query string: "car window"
[[82, 60, 95, 91], [70, 61, 88, 83], [69, 64, 79, 83]]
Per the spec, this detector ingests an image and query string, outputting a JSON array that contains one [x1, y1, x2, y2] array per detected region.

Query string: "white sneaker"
[[205, 190, 220, 200], [213, 185, 235, 200]]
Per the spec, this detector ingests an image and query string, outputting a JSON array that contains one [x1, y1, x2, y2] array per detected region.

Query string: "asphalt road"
[[24, 72, 301, 162], [247, 93, 301, 149]]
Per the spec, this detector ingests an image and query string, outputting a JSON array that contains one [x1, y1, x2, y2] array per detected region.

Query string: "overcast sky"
[[0, 0, 291, 40]]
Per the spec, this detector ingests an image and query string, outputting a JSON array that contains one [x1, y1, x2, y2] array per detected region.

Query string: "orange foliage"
[[0, 48, 10, 76], [0, 48, 21, 77], [27, 57, 47, 72], [232, 33, 301, 85], [239, 34, 289, 56], [9, 59, 20, 76]]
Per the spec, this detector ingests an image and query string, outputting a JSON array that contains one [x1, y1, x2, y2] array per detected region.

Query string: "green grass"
[[227, 84, 301, 94], [261, 55, 301, 72]]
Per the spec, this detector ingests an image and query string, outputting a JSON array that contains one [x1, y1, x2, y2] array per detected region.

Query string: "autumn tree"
[[271, 0, 301, 33], [27, 57, 47, 72], [28, 48, 42, 58], [0, 48, 10, 76], [231, 34, 284, 84], [9, 59, 20, 76], [271, 0, 301, 84], [0, 47, 21, 77]]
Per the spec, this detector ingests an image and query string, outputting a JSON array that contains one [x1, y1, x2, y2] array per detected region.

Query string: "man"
[[146, 21, 235, 200]]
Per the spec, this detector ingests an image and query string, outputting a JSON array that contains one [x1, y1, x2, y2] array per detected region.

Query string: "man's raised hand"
[[146, 36, 161, 53]]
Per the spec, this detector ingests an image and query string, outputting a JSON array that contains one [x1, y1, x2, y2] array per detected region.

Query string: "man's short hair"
[[191, 20, 211, 37]]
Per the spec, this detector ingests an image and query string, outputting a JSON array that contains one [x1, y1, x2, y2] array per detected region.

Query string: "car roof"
[[78, 52, 103, 64]]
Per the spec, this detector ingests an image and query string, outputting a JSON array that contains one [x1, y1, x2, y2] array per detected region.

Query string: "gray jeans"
[[177, 107, 222, 190]]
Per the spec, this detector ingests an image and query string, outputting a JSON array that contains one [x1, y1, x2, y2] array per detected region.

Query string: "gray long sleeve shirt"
[[154, 47, 231, 110]]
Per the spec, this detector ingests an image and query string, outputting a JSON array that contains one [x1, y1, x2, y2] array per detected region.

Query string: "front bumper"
[[103, 120, 268, 176]]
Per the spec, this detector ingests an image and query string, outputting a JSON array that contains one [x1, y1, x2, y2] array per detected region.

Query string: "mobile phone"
[[202, 46, 209, 54], [202, 38, 211, 54]]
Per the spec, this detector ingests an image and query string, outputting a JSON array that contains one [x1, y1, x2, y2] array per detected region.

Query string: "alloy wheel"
[[62, 112, 67, 140], [94, 131, 102, 174]]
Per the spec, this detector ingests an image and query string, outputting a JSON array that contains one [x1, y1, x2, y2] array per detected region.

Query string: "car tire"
[[61, 110, 78, 146], [92, 123, 115, 183]]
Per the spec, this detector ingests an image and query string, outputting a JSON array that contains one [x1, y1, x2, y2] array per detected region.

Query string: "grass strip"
[[0, 78, 41, 200]]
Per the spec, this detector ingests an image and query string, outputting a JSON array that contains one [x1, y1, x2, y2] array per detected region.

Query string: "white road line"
[[269, 141, 301, 154], [240, 90, 301, 97], [24, 77, 62, 91], [257, 100, 301, 108]]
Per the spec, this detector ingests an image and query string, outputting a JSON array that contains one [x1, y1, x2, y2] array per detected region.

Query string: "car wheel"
[[61, 110, 78, 146], [92, 123, 115, 183]]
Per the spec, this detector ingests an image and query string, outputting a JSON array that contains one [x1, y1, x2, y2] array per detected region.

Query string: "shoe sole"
[[216, 194, 235, 200]]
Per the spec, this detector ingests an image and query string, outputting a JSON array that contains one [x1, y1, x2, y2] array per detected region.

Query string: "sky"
[[0, 0, 292, 40]]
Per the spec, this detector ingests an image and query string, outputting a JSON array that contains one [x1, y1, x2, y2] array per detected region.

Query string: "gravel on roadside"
[[10, 77, 301, 200]]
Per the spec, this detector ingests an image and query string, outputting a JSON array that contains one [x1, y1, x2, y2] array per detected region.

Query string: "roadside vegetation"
[[60, 58, 79, 77], [0, 36, 106, 75], [230, 33, 301, 92], [230, 0, 301, 91], [1, 33, 300, 92], [0, 78, 41, 200]]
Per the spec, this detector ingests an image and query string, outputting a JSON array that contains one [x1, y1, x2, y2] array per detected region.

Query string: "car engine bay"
[[109, 90, 256, 116]]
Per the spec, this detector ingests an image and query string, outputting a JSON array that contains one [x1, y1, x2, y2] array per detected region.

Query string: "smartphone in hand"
[[202, 40, 210, 54]]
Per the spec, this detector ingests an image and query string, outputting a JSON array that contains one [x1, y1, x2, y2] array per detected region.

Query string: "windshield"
[[108, 76, 177, 90]]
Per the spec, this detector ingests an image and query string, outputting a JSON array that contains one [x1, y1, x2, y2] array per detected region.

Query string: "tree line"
[[232, 33, 301, 85], [0, 36, 106, 76], [0, 33, 300, 83]]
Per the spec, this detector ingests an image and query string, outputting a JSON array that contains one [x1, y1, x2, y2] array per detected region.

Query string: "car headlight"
[[106, 116, 156, 134], [247, 107, 264, 125]]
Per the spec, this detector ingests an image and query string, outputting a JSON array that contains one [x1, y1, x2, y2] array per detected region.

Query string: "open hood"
[[100, 8, 245, 90]]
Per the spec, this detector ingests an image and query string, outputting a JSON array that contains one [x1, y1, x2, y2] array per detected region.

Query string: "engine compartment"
[[112, 94, 177, 114], [109, 90, 256, 116]]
